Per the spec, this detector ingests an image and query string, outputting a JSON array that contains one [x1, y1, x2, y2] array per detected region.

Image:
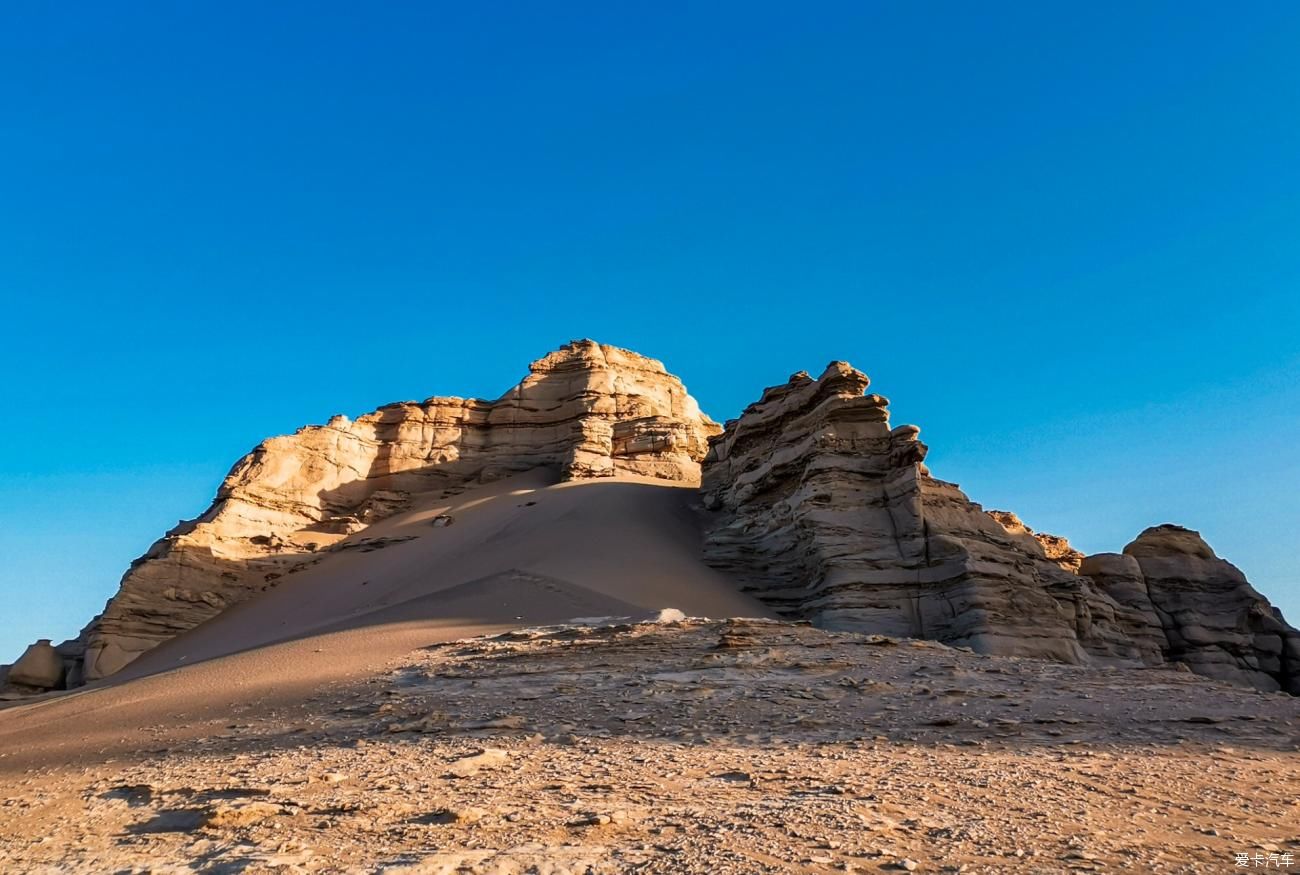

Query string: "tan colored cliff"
[[987, 510, 1084, 573], [699, 361, 1296, 691], [53, 341, 719, 683], [8, 344, 1296, 698]]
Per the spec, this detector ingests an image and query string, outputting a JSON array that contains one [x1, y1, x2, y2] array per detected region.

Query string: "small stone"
[[458, 715, 528, 731], [712, 771, 753, 783], [447, 748, 509, 778], [448, 806, 486, 824], [202, 801, 284, 829], [570, 812, 612, 827], [424, 806, 487, 825]]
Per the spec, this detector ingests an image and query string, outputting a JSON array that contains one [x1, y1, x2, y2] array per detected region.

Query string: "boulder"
[[7, 640, 66, 690]]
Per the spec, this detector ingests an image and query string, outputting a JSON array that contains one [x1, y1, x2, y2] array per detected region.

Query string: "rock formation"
[[987, 510, 1084, 573], [1083, 526, 1300, 693], [8, 342, 1296, 697], [53, 341, 720, 684], [4, 640, 66, 691], [700, 361, 1297, 691]]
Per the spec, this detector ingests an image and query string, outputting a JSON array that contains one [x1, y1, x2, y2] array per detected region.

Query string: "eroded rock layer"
[[700, 362, 1297, 691], [60, 341, 719, 683], [1083, 526, 1300, 693], [987, 510, 1084, 573]]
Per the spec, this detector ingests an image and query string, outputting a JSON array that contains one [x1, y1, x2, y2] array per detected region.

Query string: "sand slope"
[[0, 472, 772, 771], [127, 469, 768, 674]]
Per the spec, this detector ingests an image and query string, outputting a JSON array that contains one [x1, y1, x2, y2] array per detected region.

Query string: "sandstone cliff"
[[700, 361, 1297, 691], [8, 343, 1296, 698], [39, 341, 719, 685], [1083, 526, 1300, 693]]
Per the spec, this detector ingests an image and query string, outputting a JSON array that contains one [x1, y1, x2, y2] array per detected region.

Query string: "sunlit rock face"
[[68, 341, 720, 682], [987, 510, 1084, 573], [699, 362, 1297, 692]]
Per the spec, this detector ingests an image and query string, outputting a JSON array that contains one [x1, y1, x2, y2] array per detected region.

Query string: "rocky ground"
[[2, 618, 1298, 874]]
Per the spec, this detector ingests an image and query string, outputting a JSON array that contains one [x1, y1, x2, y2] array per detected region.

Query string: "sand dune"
[[126, 469, 769, 675], [0, 472, 772, 771]]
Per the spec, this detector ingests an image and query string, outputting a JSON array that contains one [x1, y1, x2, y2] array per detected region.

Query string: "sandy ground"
[[1, 618, 1298, 873], [124, 470, 774, 680], [0, 474, 771, 770], [1, 478, 1297, 872]]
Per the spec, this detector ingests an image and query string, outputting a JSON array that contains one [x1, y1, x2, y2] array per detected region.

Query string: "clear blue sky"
[[2, 3, 1298, 661]]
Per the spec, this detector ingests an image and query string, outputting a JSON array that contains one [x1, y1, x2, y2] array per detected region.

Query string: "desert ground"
[[2, 616, 1298, 873], [3, 475, 1298, 873]]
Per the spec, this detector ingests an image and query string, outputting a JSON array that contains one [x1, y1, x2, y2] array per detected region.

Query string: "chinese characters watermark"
[[1236, 852, 1295, 868]]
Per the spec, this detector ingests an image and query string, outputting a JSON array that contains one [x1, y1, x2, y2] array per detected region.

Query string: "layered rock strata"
[[987, 510, 1084, 573], [700, 362, 1297, 691], [57, 341, 719, 683], [1083, 527, 1300, 693], [10, 343, 1297, 698]]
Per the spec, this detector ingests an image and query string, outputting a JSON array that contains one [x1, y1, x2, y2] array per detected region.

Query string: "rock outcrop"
[[5, 640, 66, 691], [699, 362, 1147, 665], [1083, 526, 1300, 693], [62, 341, 719, 683], [13, 342, 1296, 698], [987, 510, 1084, 573], [700, 361, 1296, 690]]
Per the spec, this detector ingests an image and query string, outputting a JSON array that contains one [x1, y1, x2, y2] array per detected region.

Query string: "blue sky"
[[2, 2, 1298, 661]]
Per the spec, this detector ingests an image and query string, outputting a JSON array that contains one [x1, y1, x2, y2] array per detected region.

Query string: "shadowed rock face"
[[699, 362, 1297, 691], [56, 341, 719, 684], [5, 640, 65, 691], [699, 362, 1146, 665], [1083, 526, 1300, 694]]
